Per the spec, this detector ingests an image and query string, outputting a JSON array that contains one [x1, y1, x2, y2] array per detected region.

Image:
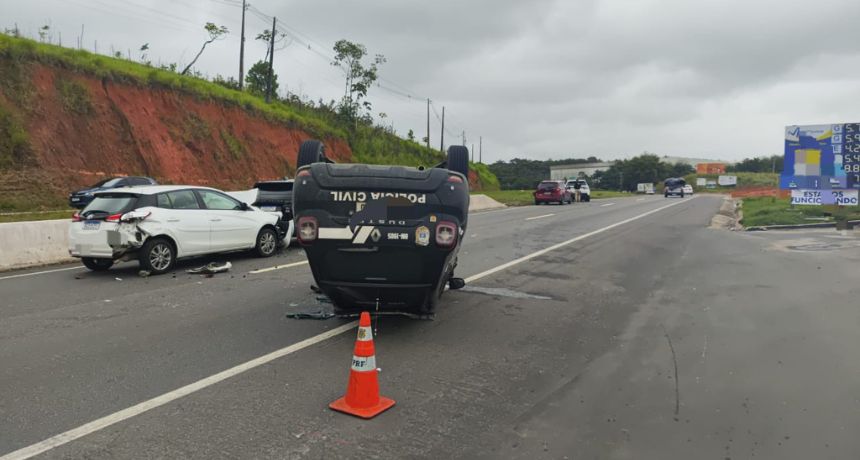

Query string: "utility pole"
[[619, 170, 624, 192], [265, 16, 276, 103], [479, 136, 482, 163], [239, 0, 246, 90], [426, 98, 430, 149], [471, 144, 474, 162], [440, 106, 445, 154]]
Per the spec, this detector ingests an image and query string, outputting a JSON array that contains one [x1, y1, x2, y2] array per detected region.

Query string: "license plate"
[[71, 197, 80, 202], [260, 206, 278, 212], [83, 220, 100, 230]]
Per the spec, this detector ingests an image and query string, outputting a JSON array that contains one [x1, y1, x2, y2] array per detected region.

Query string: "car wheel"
[[534, 200, 539, 205], [680, 192, 685, 198], [139, 237, 175, 275], [446, 145, 470, 178], [297, 140, 326, 169], [81, 257, 113, 271], [255, 227, 278, 258], [584, 195, 590, 202]]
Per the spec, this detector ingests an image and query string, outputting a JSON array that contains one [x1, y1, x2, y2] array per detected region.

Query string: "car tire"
[[81, 257, 113, 271], [139, 237, 176, 275], [446, 145, 469, 178], [255, 227, 278, 258], [681, 192, 685, 198], [584, 195, 590, 202], [297, 140, 326, 169]]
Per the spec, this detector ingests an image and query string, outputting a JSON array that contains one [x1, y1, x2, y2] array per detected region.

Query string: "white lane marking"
[[248, 260, 308, 274], [465, 198, 690, 283], [637, 198, 645, 201], [601, 202, 616, 207], [525, 213, 555, 221], [0, 321, 359, 460], [0, 265, 84, 281], [4, 196, 694, 460]]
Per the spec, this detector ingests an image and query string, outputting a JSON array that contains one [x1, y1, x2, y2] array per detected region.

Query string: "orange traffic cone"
[[329, 311, 396, 418]]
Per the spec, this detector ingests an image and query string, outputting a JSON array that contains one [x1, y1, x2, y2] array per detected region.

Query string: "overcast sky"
[[7, 0, 860, 162]]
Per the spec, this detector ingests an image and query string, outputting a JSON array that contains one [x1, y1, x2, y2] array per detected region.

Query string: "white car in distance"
[[69, 185, 287, 274]]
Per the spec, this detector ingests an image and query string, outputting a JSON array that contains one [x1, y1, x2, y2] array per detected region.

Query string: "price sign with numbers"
[[780, 123, 860, 197]]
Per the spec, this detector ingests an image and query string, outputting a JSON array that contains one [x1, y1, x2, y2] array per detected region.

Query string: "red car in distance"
[[533, 180, 572, 205]]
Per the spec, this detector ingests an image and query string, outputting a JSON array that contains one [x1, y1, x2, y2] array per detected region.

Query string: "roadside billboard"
[[781, 123, 860, 191], [718, 175, 737, 186], [696, 178, 707, 186]]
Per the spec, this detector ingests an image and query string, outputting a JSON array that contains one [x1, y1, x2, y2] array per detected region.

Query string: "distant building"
[[550, 162, 614, 180], [696, 163, 727, 174]]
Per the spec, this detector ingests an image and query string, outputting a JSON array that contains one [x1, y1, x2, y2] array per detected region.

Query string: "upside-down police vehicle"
[[292, 140, 470, 317]]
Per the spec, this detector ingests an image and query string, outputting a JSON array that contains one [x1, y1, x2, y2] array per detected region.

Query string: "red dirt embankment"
[[2, 63, 351, 206]]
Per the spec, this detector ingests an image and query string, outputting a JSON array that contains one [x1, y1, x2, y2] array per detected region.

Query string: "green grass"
[[55, 78, 93, 115], [220, 129, 245, 160], [477, 189, 630, 206], [683, 172, 778, 192], [0, 210, 74, 223], [0, 105, 31, 168], [740, 196, 860, 227]]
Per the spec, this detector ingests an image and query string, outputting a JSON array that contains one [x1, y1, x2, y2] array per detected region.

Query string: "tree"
[[255, 29, 287, 62], [245, 60, 278, 96], [181, 22, 228, 75], [331, 39, 385, 119]]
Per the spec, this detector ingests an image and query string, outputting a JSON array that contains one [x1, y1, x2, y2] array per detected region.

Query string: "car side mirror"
[[240, 202, 250, 211]]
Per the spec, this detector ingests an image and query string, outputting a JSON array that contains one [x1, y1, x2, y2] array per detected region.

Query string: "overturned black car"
[[292, 140, 470, 317]]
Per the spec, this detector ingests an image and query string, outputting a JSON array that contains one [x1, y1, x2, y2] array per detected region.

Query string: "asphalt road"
[[2, 195, 859, 459]]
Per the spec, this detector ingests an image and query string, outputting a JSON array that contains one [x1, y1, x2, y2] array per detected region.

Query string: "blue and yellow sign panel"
[[781, 123, 860, 190]]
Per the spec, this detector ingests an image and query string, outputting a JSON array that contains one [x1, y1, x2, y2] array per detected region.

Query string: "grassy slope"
[[0, 35, 499, 181], [740, 196, 860, 227]]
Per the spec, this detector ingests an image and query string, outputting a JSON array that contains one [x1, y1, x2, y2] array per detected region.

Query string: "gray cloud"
[[6, 0, 860, 162]]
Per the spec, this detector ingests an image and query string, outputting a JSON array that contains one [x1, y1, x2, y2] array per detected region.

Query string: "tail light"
[[297, 216, 318, 244], [297, 169, 311, 178], [436, 221, 458, 248], [105, 213, 123, 222], [447, 174, 464, 184], [121, 210, 151, 222], [72, 212, 81, 222]]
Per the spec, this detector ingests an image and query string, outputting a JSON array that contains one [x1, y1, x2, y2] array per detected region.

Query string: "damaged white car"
[[69, 185, 290, 274]]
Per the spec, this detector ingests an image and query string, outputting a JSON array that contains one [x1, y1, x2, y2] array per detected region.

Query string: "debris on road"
[[285, 310, 335, 320], [138, 270, 151, 277], [115, 277, 123, 281], [186, 261, 232, 275]]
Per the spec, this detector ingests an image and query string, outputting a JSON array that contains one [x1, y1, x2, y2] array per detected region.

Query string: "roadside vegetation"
[[0, 34, 486, 174], [684, 172, 778, 192], [740, 196, 860, 227], [0, 210, 74, 223]]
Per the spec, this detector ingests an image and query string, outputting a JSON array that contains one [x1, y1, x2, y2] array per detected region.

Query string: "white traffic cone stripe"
[[356, 326, 373, 342], [351, 355, 377, 372]]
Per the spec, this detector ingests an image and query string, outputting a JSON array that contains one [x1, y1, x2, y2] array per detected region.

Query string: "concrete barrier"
[[469, 194, 506, 212], [0, 219, 74, 271]]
